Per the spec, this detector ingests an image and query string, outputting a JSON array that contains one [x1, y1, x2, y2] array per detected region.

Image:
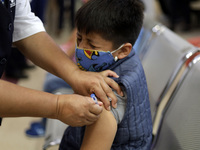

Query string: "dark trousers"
[[30, 0, 48, 23], [158, 0, 191, 29], [57, 0, 75, 30]]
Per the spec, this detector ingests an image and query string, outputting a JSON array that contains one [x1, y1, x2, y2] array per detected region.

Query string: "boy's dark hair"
[[75, 0, 144, 49]]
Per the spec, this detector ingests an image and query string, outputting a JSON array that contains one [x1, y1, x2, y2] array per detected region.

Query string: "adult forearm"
[[0, 80, 57, 118], [0, 80, 103, 126], [14, 32, 78, 86]]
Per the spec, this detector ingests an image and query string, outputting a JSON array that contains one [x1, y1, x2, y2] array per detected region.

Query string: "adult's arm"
[[0, 79, 102, 126], [14, 32, 122, 110]]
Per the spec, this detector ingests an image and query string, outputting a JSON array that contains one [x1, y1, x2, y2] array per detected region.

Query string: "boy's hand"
[[70, 69, 122, 111], [56, 94, 103, 126]]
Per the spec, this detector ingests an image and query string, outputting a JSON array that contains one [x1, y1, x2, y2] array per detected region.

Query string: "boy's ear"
[[117, 43, 132, 60]]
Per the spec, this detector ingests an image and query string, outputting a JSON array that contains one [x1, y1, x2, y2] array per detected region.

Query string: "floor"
[[0, 1, 200, 150]]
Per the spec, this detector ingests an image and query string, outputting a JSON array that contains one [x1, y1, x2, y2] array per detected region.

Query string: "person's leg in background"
[[181, 0, 191, 31], [158, 0, 170, 17], [30, 0, 48, 23], [56, 0, 65, 35], [167, 0, 191, 31]]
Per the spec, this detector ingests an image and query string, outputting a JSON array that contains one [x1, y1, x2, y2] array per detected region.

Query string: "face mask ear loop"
[[111, 44, 124, 54]]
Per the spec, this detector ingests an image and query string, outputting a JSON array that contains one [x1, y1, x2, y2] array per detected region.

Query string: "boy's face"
[[75, 31, 123, 71], [75, 31, 132, 72], [77, 31, 117, 56]]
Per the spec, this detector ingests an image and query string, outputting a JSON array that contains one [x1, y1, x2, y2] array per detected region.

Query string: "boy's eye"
[[89, 43, 96, 49]]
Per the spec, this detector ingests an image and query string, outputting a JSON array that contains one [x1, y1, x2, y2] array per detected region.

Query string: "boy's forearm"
[[0, 80, 57, 119]]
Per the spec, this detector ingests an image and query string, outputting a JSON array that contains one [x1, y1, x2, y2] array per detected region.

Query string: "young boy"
[[59, 0, 152, 149]]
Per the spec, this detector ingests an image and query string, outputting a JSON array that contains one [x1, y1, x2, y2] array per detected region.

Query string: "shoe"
[[30, 121, 43, 128], [25, 122, 45, 137]]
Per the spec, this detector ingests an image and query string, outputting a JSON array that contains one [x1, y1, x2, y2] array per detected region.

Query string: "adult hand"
[[70, 69, 123, 111], [56, 94, 103, 126], [100, 70, 124, 108]]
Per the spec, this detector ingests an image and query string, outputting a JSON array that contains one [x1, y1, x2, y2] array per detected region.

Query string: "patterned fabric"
[[75, 44, 123, 72], [75, 47, 115, 72], [59, 49, 153, 150]]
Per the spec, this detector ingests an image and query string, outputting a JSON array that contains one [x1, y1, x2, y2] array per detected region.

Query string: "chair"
[[43, 119, 68, 150], [152, 51, 200, 150], [134, 19, 158, 60], [141, 24, 195, 119]]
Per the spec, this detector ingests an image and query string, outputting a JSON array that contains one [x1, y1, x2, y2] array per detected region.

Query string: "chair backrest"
[[134, 19, 158, 60], [152, 52, 200, 150], [134, 27, 153, 59], [141, 24, 195, 119]]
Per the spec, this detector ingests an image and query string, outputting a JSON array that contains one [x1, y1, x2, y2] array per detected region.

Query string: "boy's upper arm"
[[80, 86, 127, 150], [81, 107, 117, 150]]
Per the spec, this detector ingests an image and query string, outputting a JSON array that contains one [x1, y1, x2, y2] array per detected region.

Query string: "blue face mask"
[[75, 44, 124, 72]]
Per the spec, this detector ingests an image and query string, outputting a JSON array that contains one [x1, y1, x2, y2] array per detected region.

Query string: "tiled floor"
[[1, 1, 200, 150]]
